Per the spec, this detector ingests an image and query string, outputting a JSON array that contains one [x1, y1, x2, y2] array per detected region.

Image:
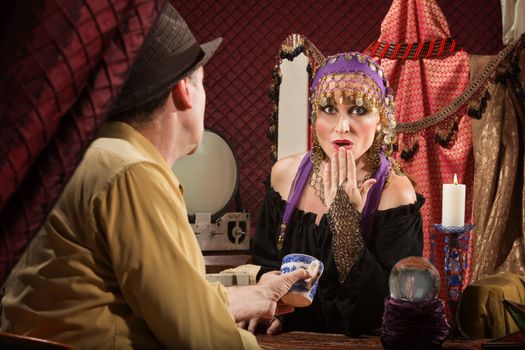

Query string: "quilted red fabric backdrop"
[[0, 0, 165, 284], [173, 0, 503, 235]]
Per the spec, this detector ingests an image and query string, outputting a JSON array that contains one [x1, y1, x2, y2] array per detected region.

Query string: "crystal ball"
[[388, 256, 440, 303]]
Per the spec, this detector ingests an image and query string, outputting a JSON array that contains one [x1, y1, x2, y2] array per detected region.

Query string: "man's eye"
[[350, 106, 368, 115], [321, 105, 336, 114]]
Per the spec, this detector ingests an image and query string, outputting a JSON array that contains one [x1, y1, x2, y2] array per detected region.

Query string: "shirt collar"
[[97, 122, 184, 193]]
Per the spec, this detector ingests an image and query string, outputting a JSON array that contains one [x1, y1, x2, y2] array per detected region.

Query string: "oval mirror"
[[171, 129, 239, 222]]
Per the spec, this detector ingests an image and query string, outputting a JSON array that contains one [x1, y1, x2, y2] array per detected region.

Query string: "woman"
[[252, 52, 424, 336]]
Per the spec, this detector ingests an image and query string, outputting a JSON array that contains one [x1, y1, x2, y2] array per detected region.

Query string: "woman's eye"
[[350, 106, 368, 115], [320, 105, 337, 114]]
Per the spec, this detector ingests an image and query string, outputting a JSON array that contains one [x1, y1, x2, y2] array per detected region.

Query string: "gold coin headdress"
[[310, 52, 397, 149]]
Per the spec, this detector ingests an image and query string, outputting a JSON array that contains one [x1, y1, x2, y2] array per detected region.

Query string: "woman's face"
[[315, 98, 380, 164]]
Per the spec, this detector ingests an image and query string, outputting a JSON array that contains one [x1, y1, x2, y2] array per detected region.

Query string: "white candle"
[[442, 174, 466, 227]]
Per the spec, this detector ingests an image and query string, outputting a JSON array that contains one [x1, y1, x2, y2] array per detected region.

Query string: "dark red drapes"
[[0, 0, 166, 285]]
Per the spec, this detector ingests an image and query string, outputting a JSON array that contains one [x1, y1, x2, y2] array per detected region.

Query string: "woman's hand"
[[322, 147, 376, 211]]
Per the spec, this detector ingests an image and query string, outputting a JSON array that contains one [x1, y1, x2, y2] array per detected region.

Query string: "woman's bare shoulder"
[[378, 172, 417, 210], [271, 152, 308, 200]]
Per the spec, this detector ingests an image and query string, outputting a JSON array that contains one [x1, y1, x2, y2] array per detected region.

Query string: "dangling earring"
[[367, 130, 382, 173], [309, 113, 326, 204]]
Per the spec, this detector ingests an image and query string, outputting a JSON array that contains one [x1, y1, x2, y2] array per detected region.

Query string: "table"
[[256, 332, 487, 350]]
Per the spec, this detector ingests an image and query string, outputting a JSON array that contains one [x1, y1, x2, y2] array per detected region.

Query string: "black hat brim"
[[191, 37, 223, 78]]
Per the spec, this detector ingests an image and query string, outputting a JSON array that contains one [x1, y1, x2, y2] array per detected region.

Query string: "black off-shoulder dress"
[[252, 183, 424, 336]]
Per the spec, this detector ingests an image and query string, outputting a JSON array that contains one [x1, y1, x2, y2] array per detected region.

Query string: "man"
[[0, 3, 306, 349]]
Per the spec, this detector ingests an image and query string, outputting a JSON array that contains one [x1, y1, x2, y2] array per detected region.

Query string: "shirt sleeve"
[[93, 161, 259, 349]]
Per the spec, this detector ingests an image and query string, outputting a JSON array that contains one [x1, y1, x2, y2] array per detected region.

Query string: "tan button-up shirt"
[[1, 122, 259, 350]]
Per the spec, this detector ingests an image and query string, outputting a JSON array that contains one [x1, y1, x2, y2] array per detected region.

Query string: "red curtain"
[[0, 0, 165, 285], [369, 0, 474, 306]]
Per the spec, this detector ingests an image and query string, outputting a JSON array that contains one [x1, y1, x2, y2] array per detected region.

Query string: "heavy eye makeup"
[[319, 104, 369, 116]]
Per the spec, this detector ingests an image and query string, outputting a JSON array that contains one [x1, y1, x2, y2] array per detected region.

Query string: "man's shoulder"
[[73, 138, 166, 195], [90, 137, 151, 165]]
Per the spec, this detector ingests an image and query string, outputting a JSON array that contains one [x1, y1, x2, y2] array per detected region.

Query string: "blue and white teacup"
[[280, 253, 324, 307]]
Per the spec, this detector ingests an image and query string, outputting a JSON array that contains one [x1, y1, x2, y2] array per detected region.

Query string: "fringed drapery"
[[471, 37, 525, 281]]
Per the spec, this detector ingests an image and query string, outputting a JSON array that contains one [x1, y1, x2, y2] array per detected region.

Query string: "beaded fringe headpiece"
[[310, 52, 397, 151], [307, 52, 398, 204]]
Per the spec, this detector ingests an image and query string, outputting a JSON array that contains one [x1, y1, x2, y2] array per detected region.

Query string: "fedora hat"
[[113, 3, 222, 113]]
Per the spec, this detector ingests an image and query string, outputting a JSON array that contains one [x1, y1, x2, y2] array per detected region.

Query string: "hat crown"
[[132, 4, 200, 74], [113, 3, 222, 114]]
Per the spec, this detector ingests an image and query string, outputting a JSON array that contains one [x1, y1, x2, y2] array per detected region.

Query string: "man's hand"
[[227, 268, 309, 322], [237, 315, 283, 335]]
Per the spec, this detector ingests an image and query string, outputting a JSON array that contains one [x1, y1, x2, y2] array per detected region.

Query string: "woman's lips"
[[332, 140, 353, 150]]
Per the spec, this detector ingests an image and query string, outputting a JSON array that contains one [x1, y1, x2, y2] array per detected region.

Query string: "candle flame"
[[453, 173, 458, 185]]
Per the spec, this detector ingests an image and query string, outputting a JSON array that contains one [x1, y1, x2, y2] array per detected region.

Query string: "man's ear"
[[171, 78, 192, 110]]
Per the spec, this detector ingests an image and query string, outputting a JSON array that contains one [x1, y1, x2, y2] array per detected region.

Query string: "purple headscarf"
[[311, 52, 390, 100]]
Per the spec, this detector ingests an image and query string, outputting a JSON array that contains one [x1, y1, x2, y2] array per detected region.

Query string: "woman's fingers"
[[346, 150, 356, 189], [324, 149, 377, 209], [322, 149, 377, 212], [330, 151, 338, 192], [360, 178, 377, 208], [338, 147, 347, 186], [322, 161, 330, 190], [362, 178, 377, 194]]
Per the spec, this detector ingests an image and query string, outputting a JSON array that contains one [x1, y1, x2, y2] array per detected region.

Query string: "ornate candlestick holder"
[[430, 223, 474, 338]]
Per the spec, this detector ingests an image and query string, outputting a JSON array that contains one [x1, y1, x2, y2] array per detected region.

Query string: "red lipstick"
[[332, 139, 353, 151]]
